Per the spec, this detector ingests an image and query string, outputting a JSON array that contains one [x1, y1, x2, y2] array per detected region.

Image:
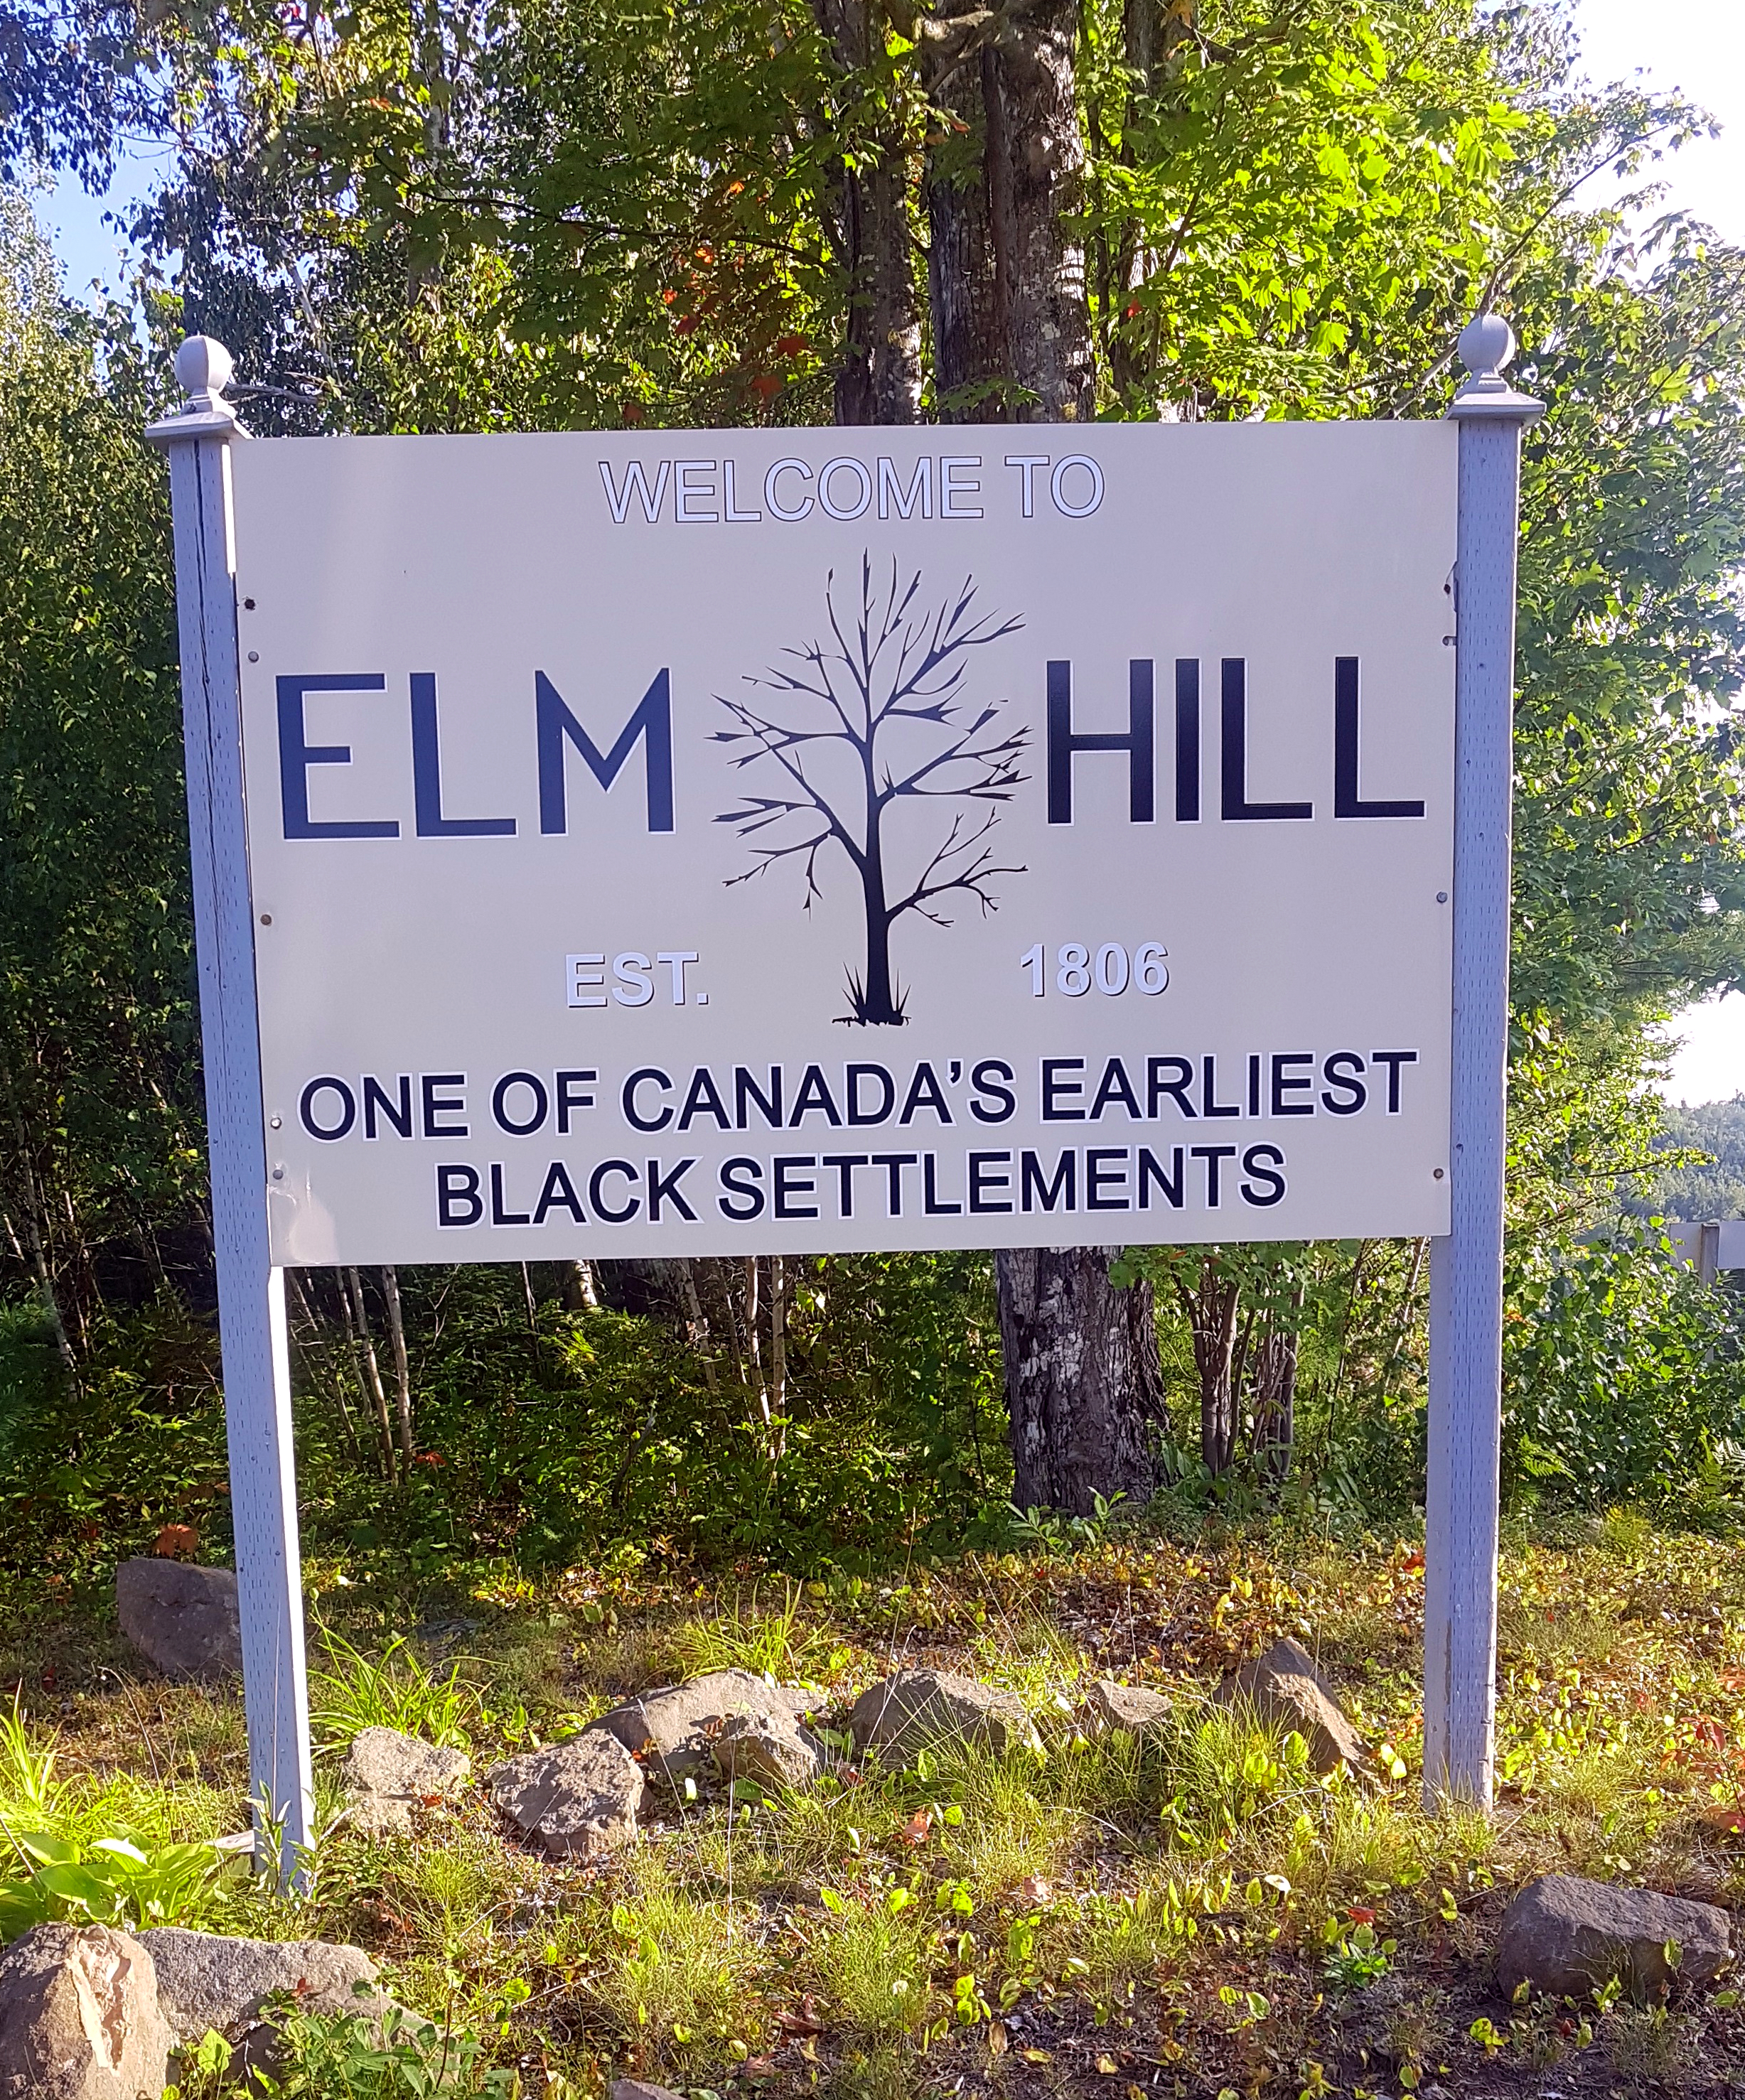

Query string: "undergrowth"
[[4, 1520, 1745, 2094]]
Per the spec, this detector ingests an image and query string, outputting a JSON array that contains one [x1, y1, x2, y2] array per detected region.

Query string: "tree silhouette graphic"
[[714, 556, 1029, 1025]]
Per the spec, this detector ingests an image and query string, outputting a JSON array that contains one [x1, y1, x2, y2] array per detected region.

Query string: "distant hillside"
[[1631, 1095, 1745, 1219]]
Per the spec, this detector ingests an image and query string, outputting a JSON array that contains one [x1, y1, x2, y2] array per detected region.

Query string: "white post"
[[1423, 316, 1543, 1809], [146, 341, 315, 1879]]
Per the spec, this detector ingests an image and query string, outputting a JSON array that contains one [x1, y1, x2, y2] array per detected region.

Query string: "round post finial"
[[144, 335, 247, 445], [174, 335, 236, 416], [1457, 313, 1515, 384], [1448, 311, 1543, 423]]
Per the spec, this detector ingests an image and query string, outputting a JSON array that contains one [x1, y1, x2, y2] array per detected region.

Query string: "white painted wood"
[[1424, 317, 1543, 1809], [147, 344, 314, 1880]]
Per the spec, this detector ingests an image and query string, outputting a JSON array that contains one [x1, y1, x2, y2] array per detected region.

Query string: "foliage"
[[1631, 1091, 1745, 1220], [0, 198, 196, 1362], [1, 0, 1744, 1549], [18, 1522, 1745, 2084], [1510, 232, 1745, 1028], [0, 1828, 230, 1941], [0, 1693, 236, 1941], [1501, 1222, 1745, 1508], [255, 2004, 521, 2097], [309, 1630, 480, 1752]]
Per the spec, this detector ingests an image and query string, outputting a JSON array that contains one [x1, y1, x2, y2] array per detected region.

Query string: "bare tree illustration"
[[714, 556, 1029, 1025]]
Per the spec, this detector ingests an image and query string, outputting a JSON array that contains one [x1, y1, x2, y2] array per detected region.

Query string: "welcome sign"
[[230, 423, 1457, 1263]]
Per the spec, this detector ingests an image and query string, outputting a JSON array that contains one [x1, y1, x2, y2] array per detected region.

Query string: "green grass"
[[9, 1517, 1745, 2096], [308, 1627, 481, 1752]]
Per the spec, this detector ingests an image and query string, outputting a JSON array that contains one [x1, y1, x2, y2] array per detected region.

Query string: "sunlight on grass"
[[589, 1853, 755, 2055], [812, 1892, 935, 2038], [308, 1627, 480, 1751], [670, 1583, 834, 1683], [932, 1745, 1078, 1893]]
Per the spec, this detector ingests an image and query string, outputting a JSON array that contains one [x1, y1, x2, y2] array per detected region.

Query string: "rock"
[[114, 1558, 242, 1682], [590, 1669, 799, 1782], [340, 1725, 471, 1836], [1495, 1874, 1733, 2000], [848, 1669, 1040, 1765], [712, 1707, 823, 1789], [0, 1923, 173, 2100], [488, 1730, 647, 1856], [611, 2081, 685, 2100], [1081, 1679, 1173, 1738], [140, 1927, 393, 2082], [1219, 1637, 1364, 1775]]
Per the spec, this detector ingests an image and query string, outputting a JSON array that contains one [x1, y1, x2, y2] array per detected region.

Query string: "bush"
[[1502, 1223, 1745, 1507]]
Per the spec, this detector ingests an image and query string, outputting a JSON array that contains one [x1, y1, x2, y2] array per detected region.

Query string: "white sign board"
[[230, 424, 1456, 1264]]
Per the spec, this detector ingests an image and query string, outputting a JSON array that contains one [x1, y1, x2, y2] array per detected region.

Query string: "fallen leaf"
[[1096, 2055, 1120, 2075], [1014, 1875, 1052, 1906], [777, 1999, 825, 2036], [988, 2022, 1008, 2059], [1346, 1906, 1378, 1925], [744, 2057, 778, 2082], [898, 1809, 933, 1846], [1022, 2047, 1052, 2064]]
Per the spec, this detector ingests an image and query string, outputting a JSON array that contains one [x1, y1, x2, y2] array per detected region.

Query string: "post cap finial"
[[1458, 312, 1515, 383], [1448, 311, 1543, 423], [145, 335, 248, 445], [175, 335, 235, 409]]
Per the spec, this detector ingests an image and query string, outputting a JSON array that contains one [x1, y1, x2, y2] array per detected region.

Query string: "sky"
[[31, 1, 1745, 1104]]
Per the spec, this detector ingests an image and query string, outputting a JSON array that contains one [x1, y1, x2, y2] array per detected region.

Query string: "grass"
[[308, 1627, 481, 1751], [6, 1516, 1745, 2095]]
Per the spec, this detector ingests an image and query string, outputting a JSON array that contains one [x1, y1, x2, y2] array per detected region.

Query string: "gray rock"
[[1081, 1679, 1173, 1738], [140, 1927, 392, 2082], [712, 1707, 823, 1789], [611, 2082, 684, 2100], [115, 1559, 242, 1682], [340, 1725, 471, 1836], [1496, 1874, 1733, 2001], [1218, 1637, 1364, 1775], [0, 1923, 173, 2100], [847, 1669, 1041, 1765], [489, 1730, 647, 1856], [590, 1669, 795, 1782]]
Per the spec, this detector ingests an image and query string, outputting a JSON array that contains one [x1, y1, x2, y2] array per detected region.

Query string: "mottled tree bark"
[[1250, 1325, 1298, 1485], [923, 0, 1094, 421], [1178, 1256, 1241, 1477], [815, 0, 923, 424], [999, 1248, 1164, 1512]]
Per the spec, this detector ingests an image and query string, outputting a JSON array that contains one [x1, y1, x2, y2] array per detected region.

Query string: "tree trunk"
[[342, 1265, 398, 1483], [381, 1264, 416, 1460], [925, 0, 1156, 1508], [1250, 1324, 1298, 1485], [1179, 1256, 1241, 1476], [859, 881, 901, 1023], [999, 1248, 1164, 1512], [924, 0, 1094, 421], [815, 0, 923, 423]]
